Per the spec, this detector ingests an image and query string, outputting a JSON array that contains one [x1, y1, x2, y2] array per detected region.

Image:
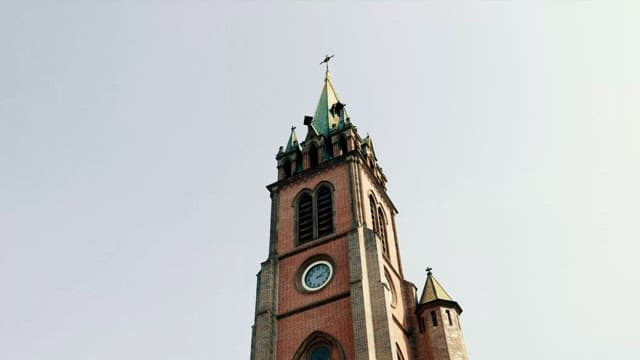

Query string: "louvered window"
[[369, 195, 378, 233], [316, 186, 333, 238], [298, 193, 314, 244], [377, 207, 388, 257], [296, 186, 335, 246]]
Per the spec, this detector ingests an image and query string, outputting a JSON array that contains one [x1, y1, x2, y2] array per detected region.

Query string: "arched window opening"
[[295, 185, 335, 246], [309, 144, 319, 168], [431, 310, 438, 327], [369, 195, 378, 233], [377, 207, 388, 257], [446, 310, 453, 326], [310, 346, 331, 360], [316, 186, 334, 238], [298, 193, 314, 244], [339, 137, 348, 156], [283, 159, 292, 177], [293, 331, 346, 360]]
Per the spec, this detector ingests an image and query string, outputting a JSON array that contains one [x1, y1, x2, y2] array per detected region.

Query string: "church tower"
[[250, 67, 469, 360]]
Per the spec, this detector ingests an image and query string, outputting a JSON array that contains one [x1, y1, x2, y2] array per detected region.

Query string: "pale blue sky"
[[1, 2, 639, 359]]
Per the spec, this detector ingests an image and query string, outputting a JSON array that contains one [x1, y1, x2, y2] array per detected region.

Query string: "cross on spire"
[[320, 54, 335, 75], [426, 267, 433, 275]]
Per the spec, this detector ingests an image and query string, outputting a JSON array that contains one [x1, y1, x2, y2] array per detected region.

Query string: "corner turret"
[[415, 268, 468, 360]]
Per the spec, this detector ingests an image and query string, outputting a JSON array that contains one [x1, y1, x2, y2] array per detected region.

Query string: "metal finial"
[[426, 267, 433, 275], [291, 126, 296, 131], [320, 54, 335, 74]]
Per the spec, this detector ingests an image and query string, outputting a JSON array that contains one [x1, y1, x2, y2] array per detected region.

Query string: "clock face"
[[302, 261, 333, 291]]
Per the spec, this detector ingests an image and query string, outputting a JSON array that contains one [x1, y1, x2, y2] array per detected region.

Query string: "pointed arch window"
[[369, 195, 378, 233], [293, 331, 346, 360], [296, 184, 335, 245], [297, 193, 314, 244], [316, 185, 334, 238], [377, 207, 388, 257]]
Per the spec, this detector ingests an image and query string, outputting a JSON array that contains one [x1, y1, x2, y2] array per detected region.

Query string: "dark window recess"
[[330, 101, 345, 117], [377, 207, 388, 256], [369, 196, 378, 232], [283, 159, 292, 177], [446, 310, 453, 326], [325, 141, 334, 159], [339, 137, 348, 156], [431, 311, 438, 327], [310, 346, 330, 360], [418, 316, 425, 333], [309, 144, 319, 168], [298, 194, 313, 244], [316, 186, 334, 238], [295, 150, 303, 172]]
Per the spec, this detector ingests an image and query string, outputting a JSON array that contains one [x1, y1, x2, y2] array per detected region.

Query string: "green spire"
[[311, 71, 349, 137], [285, 126, 301, 153]]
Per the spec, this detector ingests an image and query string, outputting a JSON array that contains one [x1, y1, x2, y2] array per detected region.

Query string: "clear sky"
[[1, 2, 639, 359]]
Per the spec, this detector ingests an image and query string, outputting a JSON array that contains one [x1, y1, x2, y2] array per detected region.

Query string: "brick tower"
[[250, 68, 469, 360]]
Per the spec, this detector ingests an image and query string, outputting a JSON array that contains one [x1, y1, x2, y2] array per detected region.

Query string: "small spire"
[[284, 126, 301, 153]]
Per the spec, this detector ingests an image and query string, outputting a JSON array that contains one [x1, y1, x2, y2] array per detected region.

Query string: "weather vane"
[[320, 54, 335, 73]]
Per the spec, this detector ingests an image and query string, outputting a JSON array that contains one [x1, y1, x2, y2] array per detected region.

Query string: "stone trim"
[[392, 314, 411, 337], [275, 291, 350, 319], [278, 230, 352, 260]]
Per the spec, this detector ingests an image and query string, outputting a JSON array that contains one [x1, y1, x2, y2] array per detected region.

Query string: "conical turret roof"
[[420, 271, 453, 304], [418, 269, 463, 313]]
